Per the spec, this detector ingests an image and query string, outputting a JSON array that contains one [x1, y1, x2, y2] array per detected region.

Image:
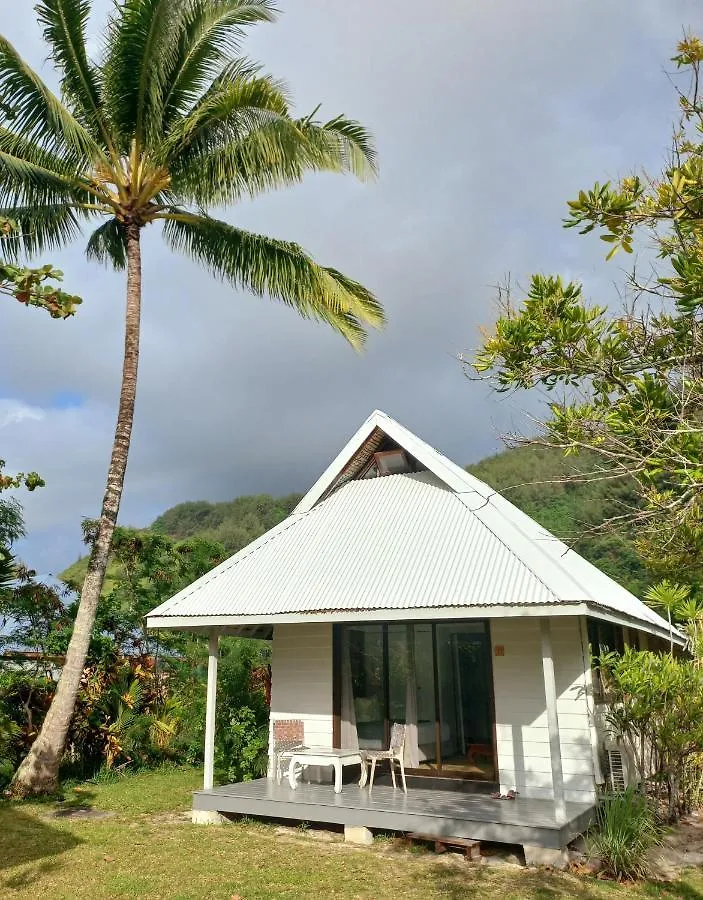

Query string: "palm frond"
[[171, 112, 377, 206], [103, 0, 190, 151], [35, 0, 112, 151], [300, 114, 378, 180], [0, 203, 89, 258], [161, 0, 277, 127], [0, 152, 84, 211], [86, 218, 127, 269], [161, 60, 289, 163], [0, 127, 101, 209], [162, 213, 384, 347], [0, 34, 100, 164]]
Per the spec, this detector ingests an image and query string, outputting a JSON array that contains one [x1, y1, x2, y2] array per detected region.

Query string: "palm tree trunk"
[[10, 223, 142, 797]]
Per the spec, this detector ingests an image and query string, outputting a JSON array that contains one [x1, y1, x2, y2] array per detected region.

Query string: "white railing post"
[[203, 630, 219, 790]]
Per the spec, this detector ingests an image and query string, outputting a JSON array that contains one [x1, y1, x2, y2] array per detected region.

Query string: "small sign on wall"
[[494, 645, 505, 657]]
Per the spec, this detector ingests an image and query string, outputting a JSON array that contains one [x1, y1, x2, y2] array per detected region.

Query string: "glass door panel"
[[387, 624, 409, 724], [340, 621, 495, 779], [413, 623, 438, 767], [348, 624, 385, 749]]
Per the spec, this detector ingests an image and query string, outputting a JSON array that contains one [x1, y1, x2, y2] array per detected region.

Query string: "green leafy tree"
[[0, 459, 44, 495], [472, 37, 703, 580], [0, 216, 80, 317], [3, 0, 384, 797]]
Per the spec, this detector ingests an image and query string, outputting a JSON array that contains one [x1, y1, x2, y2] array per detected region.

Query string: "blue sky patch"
[[51, 391, 84, 410]]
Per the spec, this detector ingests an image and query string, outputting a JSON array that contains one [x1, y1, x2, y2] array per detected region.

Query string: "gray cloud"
[[1, 0, 701, 573]]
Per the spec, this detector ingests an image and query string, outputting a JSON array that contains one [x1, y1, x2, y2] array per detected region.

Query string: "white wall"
[[269, 623, 334, 773], [491, 616, 598, 804]]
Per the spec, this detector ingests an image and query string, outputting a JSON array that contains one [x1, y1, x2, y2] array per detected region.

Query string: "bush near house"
[[588, 788, 661, 881]]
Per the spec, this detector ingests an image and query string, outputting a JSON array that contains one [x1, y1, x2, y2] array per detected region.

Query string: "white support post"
[[203, 630, 219, 791], [540, 618, 567, 825]]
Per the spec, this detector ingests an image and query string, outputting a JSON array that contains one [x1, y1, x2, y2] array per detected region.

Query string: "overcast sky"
[[1, 0, 701, 575]]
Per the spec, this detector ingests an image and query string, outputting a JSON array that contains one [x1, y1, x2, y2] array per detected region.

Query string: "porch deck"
[[193, 779, 595, 849]]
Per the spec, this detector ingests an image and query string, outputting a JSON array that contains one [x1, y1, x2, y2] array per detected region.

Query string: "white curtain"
[[404, 623, 420, 767], [340, 627, 359, 749]]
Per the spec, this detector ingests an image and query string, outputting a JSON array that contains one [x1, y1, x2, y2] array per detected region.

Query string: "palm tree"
[[645, 581, 689, 654], [4, 0, 383, 796]]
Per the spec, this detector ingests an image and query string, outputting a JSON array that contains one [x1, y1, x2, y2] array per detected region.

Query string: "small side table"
[[287, 747, 363, 794]]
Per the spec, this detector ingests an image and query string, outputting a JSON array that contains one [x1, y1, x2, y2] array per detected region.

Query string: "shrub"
[[216, 706, 269, 783], [587, 788, 661, 881], [601, 648, 703, 820]]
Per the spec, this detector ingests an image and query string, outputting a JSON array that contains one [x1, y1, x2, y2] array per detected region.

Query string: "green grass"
[[1, 768, 703, 899]]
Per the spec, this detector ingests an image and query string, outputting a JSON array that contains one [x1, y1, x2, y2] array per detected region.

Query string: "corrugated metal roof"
[[147, 412, 676, 637], [148, 471, 557, 618]]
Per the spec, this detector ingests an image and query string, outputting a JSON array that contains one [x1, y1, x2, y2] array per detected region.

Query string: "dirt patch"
[[648, 810, 703, 879], [274, 825, 340, 843], [51, 807, 115, 821]]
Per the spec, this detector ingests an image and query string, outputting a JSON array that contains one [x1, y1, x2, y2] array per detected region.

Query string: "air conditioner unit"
[[603, 739, 637, 790], [607, 748, 627, 791]]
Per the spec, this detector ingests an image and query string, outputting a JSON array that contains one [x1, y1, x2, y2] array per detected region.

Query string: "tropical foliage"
[[471, 37, 703, 577], [600, 646, 703, 822], [0, 215, 80, 317], [0, 519, 269, 789]]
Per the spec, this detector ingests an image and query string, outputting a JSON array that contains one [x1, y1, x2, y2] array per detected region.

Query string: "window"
[[587, 618, 625, 658], [587, 618, 625, 700]]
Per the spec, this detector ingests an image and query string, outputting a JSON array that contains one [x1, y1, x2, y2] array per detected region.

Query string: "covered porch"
[[190, 614, 596, 859], [193, 778, 594, 851]]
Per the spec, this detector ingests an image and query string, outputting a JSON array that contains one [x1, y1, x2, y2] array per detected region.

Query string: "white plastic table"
[[287, 747, 363, 793]]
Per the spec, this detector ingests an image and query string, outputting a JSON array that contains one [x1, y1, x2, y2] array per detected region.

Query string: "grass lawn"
[[2, 768, 703, 899]]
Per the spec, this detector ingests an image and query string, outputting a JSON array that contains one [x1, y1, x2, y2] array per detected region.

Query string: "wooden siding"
[[492, 617, 597, 804], [269, 623, 334, 769]]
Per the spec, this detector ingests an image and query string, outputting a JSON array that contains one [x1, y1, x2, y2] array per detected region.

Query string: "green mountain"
[[151, 493, 302, 551], [61, 446, 649, 596]]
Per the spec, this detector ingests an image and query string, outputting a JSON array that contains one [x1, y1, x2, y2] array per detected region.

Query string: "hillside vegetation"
[[61, 445, 649, 595], [468, 445, 648, 595], [151, 494, 302, 550]]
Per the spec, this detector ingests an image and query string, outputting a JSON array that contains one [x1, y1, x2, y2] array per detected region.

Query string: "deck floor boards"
[[193, 779, 595, 849]]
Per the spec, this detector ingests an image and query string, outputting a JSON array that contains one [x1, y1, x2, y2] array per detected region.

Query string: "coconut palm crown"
[[3, 0, 383, 796], [0, 0, 383, 343]]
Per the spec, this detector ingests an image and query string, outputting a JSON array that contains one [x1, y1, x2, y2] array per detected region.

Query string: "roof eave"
[[147, 601, 685, 646]]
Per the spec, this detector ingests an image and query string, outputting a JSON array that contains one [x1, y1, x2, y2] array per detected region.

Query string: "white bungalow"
[[146, 410, 681, 861]]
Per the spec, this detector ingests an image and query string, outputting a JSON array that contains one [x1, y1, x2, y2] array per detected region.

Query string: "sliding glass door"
[[337, 620, 496, 780]]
